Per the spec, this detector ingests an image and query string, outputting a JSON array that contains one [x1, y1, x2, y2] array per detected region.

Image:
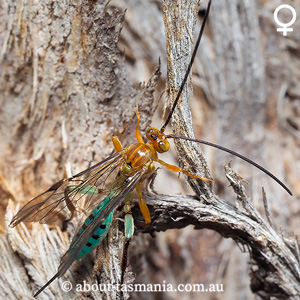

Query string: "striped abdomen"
[[71, 197, 113, 260]]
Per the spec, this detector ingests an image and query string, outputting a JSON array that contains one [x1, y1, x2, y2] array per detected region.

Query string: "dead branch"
[[1, 0, 299, 300]]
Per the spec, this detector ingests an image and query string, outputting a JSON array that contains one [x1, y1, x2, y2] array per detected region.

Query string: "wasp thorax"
[[146, 127, 170, 153]]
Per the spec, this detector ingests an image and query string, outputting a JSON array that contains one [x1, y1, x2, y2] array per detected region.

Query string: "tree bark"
[[1, 0, 300, 299]]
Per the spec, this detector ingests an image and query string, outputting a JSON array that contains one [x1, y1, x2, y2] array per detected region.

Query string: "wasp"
[[9, 0, 292, 297]]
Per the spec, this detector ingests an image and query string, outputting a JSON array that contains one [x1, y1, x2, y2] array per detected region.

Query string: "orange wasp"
[[9, 0, 292, 297]]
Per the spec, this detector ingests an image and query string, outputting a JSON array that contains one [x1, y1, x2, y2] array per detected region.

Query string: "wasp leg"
[[112, 136, 123, 152], [134, 106, 145, 144], [121, 239, 131, 285], [121, 192, 135, 284], [123, 192, 134, 238], [64, 186, 76, 218], [136, 182, 151, 224], [61, 186, 78, 230], [156, 158, 212, 182]]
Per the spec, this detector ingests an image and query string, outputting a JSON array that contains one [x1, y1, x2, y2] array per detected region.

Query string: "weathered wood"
[[1, 0, 299, 299], [1, 0, 158, 299]]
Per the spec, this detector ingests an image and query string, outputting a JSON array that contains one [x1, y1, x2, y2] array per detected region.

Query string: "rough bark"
[[1, 0, 300, 300]]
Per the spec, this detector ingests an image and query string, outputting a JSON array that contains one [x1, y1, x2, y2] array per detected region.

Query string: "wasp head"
[[146, 127, 170, 153]]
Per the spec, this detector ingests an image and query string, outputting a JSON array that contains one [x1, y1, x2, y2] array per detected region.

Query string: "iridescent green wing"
[[10, 152, 124, 227]]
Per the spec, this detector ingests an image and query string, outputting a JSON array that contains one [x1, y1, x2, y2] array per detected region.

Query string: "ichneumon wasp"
[[9, 0, 292, 297]]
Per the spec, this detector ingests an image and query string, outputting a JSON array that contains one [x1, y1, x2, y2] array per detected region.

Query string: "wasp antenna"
[[167, 135, 293, 196], [160, 0, 212, 133]]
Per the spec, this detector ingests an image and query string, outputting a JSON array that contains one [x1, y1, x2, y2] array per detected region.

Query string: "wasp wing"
[[10, 152, 124, 227], [33, 169, 144, 297], [57, 169, 144, 277]]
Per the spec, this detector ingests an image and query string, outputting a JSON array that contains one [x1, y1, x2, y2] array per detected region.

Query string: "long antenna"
[[160, 0, 212, 132], [168, 135, 293, 196]]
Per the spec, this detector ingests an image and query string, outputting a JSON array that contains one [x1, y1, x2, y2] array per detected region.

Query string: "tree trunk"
[[1, 0, 300, 299]]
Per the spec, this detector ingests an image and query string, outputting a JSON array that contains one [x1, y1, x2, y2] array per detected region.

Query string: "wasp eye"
[[158, 140, 170, 152], [146, 127, 160, 142], [151, 134, 157, 141]]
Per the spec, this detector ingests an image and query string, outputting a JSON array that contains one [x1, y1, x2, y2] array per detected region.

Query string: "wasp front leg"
[[112, 135, 124, 152], [134, 106, 145, 144]]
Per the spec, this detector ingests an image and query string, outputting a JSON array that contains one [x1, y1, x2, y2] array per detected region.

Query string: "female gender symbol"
[[274, 4, 297, 36]]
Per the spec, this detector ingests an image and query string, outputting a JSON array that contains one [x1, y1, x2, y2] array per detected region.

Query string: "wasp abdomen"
[[71, 197, 113, 260]]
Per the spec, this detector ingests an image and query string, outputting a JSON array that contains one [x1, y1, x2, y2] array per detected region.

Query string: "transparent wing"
[[57, 169, 145, 277], [9, 152, 125, 227], [32, 169, 144, 297]]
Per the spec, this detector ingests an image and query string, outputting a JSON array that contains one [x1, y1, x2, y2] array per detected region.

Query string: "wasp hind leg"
[[121, 192, 134, 285], [136, 183, 151, 224]]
